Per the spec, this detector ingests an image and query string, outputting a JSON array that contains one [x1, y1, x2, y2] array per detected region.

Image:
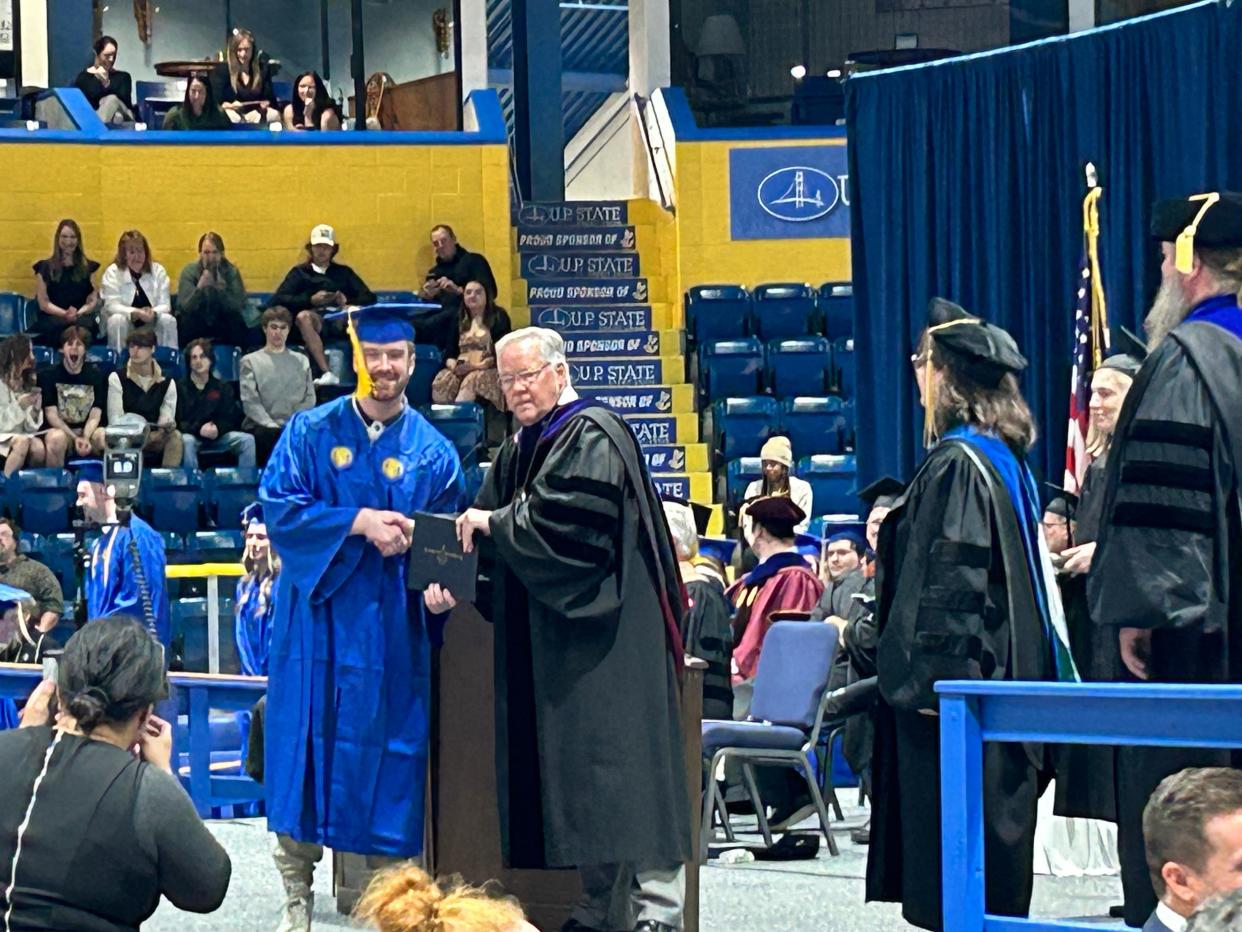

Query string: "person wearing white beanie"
[[741, 435, 814, 537]]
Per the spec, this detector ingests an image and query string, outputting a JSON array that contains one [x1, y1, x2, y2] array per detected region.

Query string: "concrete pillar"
[[512, 0, 564, 202], [629, 0, 670, 96], [459, 0, 487, 98]]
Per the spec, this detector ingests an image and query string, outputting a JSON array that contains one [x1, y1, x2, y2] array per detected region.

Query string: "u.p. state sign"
[[729, 145, 850, 241]]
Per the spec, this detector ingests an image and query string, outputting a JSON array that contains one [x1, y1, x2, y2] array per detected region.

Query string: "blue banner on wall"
[[729, 145, 850, 241]]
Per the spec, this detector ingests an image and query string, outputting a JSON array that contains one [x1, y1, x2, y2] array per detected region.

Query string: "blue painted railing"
[[0, 664, 266, 818], [936, 680, 1242, 932]]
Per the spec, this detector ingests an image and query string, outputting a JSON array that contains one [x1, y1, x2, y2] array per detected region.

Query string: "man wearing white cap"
[[268, 224, 377, 386], [741, 435, 814, 538]]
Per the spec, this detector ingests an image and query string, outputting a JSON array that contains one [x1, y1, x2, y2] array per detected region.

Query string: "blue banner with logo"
[[531, 305, 653, 332], [578, 386, 676, 413], [729, 145, 850, 241], [564, 331, 663, 358]]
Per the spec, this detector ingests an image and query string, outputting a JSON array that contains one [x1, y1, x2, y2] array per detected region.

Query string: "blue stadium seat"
[[421, 402, 485, 466], [699, 338, 764, 402], [84, 346, 118, 373], [247, 292, 273, 311], [404, 344, 444, 405], [686, 285, 751, 346], [712, 396, 779, 463], [779, 396, 845, 456], [160, 531, 185, 552], [136, 79, 181, 127], [842, 399, 856, 451], [202, 467, 260, 530], [188, 530, 244, 561], [0, 292, 27, 335], [818, 282, 854, 341], [8, 469, 74, 534], [26, 533, 77, 608], [139, 468, 202, 533], [212, 344, 242, 382], [32, 345, 55, 368], [725, 457, 765, 508], [373, 290, 418, 304], [799, 454, 858, 517], [120, 346, 183, 380], [171, 596, 240, 674], [766, 337, 832, 398], [752, 283, 816, 341], [832, 337, 855, 399]]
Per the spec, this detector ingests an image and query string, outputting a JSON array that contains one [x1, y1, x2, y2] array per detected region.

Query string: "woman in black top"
[[210, 27, 279, 125], [282, 71, 342, 132], [0, 617, 232, 929], [161, 73, 231, 131], [32, 219, 100, 346], [72, 35, 134, 124]]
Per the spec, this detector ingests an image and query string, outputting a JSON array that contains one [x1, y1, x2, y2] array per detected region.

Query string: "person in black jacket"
[[210, 27, 279, 124], [72, 35, 134, 124], [268, 224, 376, 386], [177, 338, 254, 469], [418, 224, 498, 354]]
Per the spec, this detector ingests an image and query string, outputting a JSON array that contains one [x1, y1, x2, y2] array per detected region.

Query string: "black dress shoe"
[[632, 922, 679, 932], [560, 921, 603, 932]]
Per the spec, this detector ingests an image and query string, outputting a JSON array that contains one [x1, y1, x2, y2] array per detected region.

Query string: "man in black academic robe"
[[1088, 192, 1242, 928], [435, 326, 691, 932]]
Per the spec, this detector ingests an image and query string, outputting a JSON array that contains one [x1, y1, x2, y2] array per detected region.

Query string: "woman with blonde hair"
[[100, 229, 176, 350], [355, 864, 537, 932], [0, 335, 45, 475], [210, 27, 279, 124]]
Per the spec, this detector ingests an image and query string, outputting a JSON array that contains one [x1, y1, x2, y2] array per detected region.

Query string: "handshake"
[[353, 506, 494, 559]]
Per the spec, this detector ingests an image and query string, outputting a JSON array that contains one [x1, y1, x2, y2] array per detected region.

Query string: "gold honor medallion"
[[382, 457, 405, 480], [330, 446, 354, 470]]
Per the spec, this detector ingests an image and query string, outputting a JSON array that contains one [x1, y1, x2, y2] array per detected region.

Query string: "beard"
[[1144, 276, 1194, 351], [368, 375, 408, 403]]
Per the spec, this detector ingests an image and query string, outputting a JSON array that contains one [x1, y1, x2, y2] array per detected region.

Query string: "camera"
[[100, 414, 151, 509]]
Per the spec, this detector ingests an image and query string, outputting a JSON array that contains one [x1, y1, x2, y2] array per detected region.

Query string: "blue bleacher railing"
[[936, 680, 1242, 932]]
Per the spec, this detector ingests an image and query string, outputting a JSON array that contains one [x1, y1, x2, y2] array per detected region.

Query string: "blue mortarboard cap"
[[827, 529, 867, 549], [697, 536, 736, 566], [323, 302, 443, 344], [240, 502, 264, 528], [795, 532, 822, 558], [0, 582, 32, 612], [68, 458, 104, 484]]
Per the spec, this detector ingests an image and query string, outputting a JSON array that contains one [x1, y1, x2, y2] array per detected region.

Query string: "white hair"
[[495, 326, 567, 368], [662, 501, 699, 561]]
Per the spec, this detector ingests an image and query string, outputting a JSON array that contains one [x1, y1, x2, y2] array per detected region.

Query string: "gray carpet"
[[146, 804, 1126, 931]]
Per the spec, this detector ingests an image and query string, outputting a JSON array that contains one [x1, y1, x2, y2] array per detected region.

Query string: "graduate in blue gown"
[[234, 502, 278, 677], [259, 302, 465, 924], [70, 460, 170, 646]]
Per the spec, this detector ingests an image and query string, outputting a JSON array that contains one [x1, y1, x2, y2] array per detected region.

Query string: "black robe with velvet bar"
[[1087, 317, 1242, 927], [473, 403, 692, 870]]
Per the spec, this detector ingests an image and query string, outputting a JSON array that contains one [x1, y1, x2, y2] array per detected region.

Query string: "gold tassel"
[[1175, 192, 1220, 275], [1083, 185, 1110, 367], [346, 308, 373, 399]]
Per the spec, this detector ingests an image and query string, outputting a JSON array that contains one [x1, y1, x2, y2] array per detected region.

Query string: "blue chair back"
[[0, 292, 27, 335], [799, 454, 858, 517], [818, 282, 854, 341], [749, 621, 838, 730], [686, 285, 751, 345], [171, 596, 239, 674], [188, 530, 244, 562], [725, 457, 764, 508], [202, 467, 260, 529], [404, 344, 444, 405], [160, 531, 185, 552], [832, 337, 855, 399], [699, 338, 763, 402], [9, 469, 74, 534], [119, 346, 183, 379], [752, 283, 816, 341], [712, 396, 778, 461], [212, 344, 242, 382], [32, 346, 55, 368], [421, 402, 485, 466], [766, 337, 831, 398], [84, 346, 118, 373], [779, 396, 845, 456], [140, 468, 202, 533], [373, 290, 418, 304], [35, 533, 78, 606]]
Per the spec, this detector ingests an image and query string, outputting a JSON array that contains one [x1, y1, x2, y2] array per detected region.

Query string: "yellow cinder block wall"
[[673, 138, 851, 295], [0, 142, 512, 306]]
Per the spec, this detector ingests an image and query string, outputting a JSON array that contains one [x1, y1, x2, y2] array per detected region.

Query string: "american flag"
[[1063, 257, 1094, 493]]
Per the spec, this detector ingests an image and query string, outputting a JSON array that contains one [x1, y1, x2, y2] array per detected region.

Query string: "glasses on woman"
[[499, 362, 550, 391]]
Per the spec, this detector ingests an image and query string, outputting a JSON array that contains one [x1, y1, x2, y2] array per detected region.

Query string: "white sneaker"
[[313, 371, 340, 387]]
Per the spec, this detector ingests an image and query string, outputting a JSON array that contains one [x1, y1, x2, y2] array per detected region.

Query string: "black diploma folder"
[[407, 512, 478, 601]]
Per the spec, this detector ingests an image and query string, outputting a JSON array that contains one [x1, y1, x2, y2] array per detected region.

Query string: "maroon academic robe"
[[726, 551, 824, 682]]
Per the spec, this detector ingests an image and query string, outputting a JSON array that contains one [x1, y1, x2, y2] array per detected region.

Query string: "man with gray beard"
[[1088, 191, 1242, 927]]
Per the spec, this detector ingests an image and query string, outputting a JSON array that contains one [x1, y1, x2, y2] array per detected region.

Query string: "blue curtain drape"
[[846, 0, 1242, 487]]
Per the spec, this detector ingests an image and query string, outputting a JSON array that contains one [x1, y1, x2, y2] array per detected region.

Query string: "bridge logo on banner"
[[729, 145, 850, 240]]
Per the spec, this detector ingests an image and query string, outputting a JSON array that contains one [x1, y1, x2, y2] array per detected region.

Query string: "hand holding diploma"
[[455, 508, 492, 554]]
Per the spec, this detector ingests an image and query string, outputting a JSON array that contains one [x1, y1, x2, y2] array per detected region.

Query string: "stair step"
[[577, 384, 694, 414], [515, 201, 629, 227], [516, 225, 636, 251], [529, 304, 663, 332], [525, 278, 650, 305], [651, 472, 712, 502], [641, 443, 708, 474], [569, 357, 673, 387], [521, 252, 640, 281], [622, 413, 699, 446], [563, 330, 682, 359]]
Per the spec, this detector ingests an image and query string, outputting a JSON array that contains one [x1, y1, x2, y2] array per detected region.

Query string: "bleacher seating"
[[120, 346, 184, 379], [373, 290, 418, 304], [8, 469, 75, 534], [0, 292, 28, 335], [24, 532, 76, 602], [212, 344, 242, 381], [818, 282, 854, 341], [405, 344, 446, 405], [766, 337, 832, 397], [686, 285, 751, 345], [751, 283, 816, 341], [32, 346, 55, 367], [712, 396, 779, 463], [171, 596, 240, 674], [188, 529, 244, 561], [779, 396, 846, 457], [699, 337, 764, 401], [139, 468, 203, 533], [799, 454, 858, 517], [832, 337, 855, 399], [85, 346, 119, 373], [422, 402, 485, 466], [725, 456, 765, 508], [201, 467, 260, 529]]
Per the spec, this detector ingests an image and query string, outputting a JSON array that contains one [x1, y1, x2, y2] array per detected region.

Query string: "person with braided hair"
[[0, 616, 231, 928], [354, 864, 538, 932]]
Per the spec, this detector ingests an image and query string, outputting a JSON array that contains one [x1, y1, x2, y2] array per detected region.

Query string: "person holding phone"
[[0, 617, 231, 926], [175, 231, 253, 348], [0, 335, 46, 476]]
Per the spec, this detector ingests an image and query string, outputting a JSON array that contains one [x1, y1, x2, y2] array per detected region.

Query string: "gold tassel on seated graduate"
[[345, 307, 374, 399]]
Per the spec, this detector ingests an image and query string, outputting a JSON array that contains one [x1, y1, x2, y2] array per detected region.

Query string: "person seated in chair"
[[240, 308, 316, 467], [39, 326, 107, 468], [417, 225, 498, 354], [430, 280, 510, 411], [211, 27, 280, 125], [100, 230, 176, 351], [73, 35, 134, 124], [810, 529, 867, 623], [32, 219, 100, 347], [161, 73, 230, 131], [282, 71, 342, 132], [105, 327, 180, 467], [177, 338, 255, 470], [175, 232, 253, 349], [0, 336, 45, 476]]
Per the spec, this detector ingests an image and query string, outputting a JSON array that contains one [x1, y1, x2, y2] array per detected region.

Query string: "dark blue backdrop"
[[845, 0, 1242, 488]]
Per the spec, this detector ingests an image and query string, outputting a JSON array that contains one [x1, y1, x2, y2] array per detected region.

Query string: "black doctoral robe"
[[1087, 315, 1242, 926], [474, 402, 693, 869], [866, 440, 1051, 932]]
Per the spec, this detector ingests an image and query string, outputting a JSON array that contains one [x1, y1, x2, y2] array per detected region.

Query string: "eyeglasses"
[[499, 362, 550, 391], [1040, 518, 1068, 529]]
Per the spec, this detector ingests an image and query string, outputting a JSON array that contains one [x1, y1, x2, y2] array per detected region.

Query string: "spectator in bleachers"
[[211, 27, 280, 125], [354, 863, 537, 932], [177, 338, 255, 470], [418, 225, 498, 353], [809, 529, 866, 622], [1141, 768, 1242, 932], [240, 307, 316, 466], [40, 325, 107, 465], [0, 335, 45, 475], [431, 280, 509, 410], [0, 518, 63, 632], [100, 230, 176, 351], [175, 232, 254, 349], [269, 223, 376, 386], [0, 585, 56, 665], [31, 219, 101, 347], [282, 71, 342, 132], [106, 327, 181, 467], [161, 73, 230, 131], [235, 503, 278, 677], [72, 35, 134, 124], [740, 436, 814, 536]]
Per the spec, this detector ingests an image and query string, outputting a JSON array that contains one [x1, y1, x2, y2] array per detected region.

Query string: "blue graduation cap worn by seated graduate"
[[826, 528, 867, 550], [240, 501, 264, 529], [323, 302, 442, 399]]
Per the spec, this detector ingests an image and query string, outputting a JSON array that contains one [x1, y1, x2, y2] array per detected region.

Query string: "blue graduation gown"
[[260, 397, 465, 857], [234, 573, 277, 676], [86, 514, 170, 646]]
